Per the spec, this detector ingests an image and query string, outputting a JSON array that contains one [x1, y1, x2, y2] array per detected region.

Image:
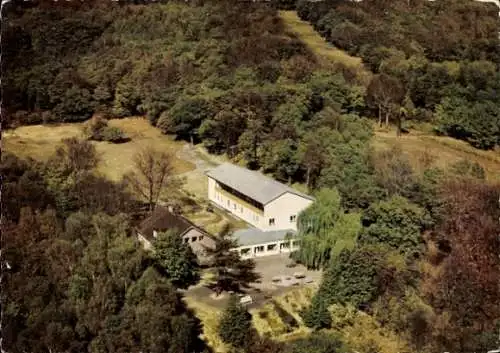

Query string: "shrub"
[[84, 115, 128, 143], [100, 126, 127, 143], [271, 300, 299, 330], [301, 297, 332, 330]]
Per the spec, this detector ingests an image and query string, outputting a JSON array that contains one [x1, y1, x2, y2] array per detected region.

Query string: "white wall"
[[263, 192, 313, 231], [208, 178, 313, 231], [208, 177, 265, 229], [236, 239, 302, 259]]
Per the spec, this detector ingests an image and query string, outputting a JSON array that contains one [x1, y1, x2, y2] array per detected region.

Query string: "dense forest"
[[2, 140, 208, 352], [2, 0, 500, 353], [296, 0, 500, 149]]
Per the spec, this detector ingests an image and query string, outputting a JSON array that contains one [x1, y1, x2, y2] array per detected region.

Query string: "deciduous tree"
[[366, 74, 405, 127], [359, 196, 428, 257], [152, 230, 200, 288], [295, 188, 361, 269], [124, 146, 181, 212]]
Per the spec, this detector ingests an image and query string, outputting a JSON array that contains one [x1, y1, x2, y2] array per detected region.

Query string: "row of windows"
[[239, 240, 301, 255], [216, 191, 261, 222], [184, 235, 204, 244], [214, 191, 298, 227], [217, 182, 264, 211], [267, 215, 297, 226]]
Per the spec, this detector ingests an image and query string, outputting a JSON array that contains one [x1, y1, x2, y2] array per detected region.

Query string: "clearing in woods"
[[281, 10, 500, 182], [2, 117, 247, 233], [279, 10, 371, 84], [3, 117, 195, 180], [373, 127, 500, 182]]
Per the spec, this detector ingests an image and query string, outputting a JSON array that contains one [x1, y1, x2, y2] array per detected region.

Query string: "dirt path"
[[174, 145, 247, 233], [175, 144, 223, 198]]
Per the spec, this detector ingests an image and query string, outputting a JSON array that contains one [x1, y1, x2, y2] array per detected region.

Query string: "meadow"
[[3, 117, 195, 180]]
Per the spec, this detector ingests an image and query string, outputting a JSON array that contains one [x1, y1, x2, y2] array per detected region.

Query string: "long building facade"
[[206, 163, 315, 257], [206, 163, 314, 232]]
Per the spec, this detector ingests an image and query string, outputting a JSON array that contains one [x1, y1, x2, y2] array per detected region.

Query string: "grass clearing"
[[279, 10, 371, 84], [279, 11, 500, 182], [373, 127, 500, 182], [3, 117, 195, 181], [184, 297, 229, 353]]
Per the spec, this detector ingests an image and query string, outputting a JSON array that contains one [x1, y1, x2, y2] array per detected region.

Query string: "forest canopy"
[[296, 0, 500, 149]]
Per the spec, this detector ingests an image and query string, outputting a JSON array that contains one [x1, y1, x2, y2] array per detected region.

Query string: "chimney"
[[153, 230, 158, 238]]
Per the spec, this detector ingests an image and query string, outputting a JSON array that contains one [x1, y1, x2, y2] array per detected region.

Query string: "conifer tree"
[[218, 294, 254, 349], [205, 225, 260, 295]]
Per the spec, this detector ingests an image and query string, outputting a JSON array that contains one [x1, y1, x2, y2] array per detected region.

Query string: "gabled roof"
[[137, 206, 207, 241], [205, 163, 315, 205]]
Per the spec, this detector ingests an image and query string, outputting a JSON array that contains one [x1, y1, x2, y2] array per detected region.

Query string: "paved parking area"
[[185, 253, 322, 309], [252, 253, 322, 292]]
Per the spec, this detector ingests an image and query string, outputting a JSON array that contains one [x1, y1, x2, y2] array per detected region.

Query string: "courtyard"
[[185, 253, 322, 310]]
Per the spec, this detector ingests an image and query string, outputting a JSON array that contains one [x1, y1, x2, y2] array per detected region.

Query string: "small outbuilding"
[[136, 206, 215, 265]]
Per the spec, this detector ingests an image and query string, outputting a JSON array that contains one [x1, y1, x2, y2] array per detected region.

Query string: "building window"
[[267, 244, 277, 251], [292, 240, 301, 247], [233, 203, 237, 210], [227, 200, 230, 207], [254, 246, 265, 253], [269, 218, 275, 226], [280, 242, 290, 250], [240, 248, 251, 255], [199, 235, 204, 241], [184, 238, 189, 244], [290, 215, 296, 223], [191, 236, 197, 242]]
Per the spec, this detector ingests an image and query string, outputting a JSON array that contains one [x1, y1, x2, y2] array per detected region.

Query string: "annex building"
[[206, 163, 315, 258], [136, 206, 215, 265]]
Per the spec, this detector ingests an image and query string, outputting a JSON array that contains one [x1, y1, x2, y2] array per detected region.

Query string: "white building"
[[206, 163, 314, 232], [206, 163, 315, 258], [232, 228, 302, 259]]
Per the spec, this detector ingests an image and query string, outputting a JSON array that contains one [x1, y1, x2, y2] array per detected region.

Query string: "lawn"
[[183, 296, 230, 353], [3, 117, 248, 233], [373, 127, 500, 182], [3, 117, 195, 181], [279, 10, 371, 84]]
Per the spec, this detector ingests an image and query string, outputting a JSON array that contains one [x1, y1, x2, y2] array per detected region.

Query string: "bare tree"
[[366, 73, 405, 128], [50, 137, 99, 174], [124, 146, 181, 212]]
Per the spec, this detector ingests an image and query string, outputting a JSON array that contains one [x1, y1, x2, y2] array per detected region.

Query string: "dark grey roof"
[[233, 228, 297, 247], [205, 163, 314, 205], [137, 206, 208, 241]]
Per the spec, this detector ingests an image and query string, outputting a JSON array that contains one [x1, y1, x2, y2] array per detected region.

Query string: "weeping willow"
[[294, 188, 361, 269]]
